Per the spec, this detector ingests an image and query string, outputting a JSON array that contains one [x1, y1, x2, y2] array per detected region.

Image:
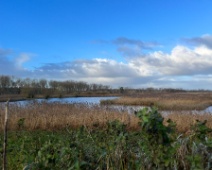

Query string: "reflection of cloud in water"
[[108, 105, 148, 114], [204, 106, 212, 113]]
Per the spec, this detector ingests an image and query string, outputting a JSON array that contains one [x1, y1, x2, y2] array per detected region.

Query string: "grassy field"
[[101, 91, 212, 111], [0, 101, 212, 169]]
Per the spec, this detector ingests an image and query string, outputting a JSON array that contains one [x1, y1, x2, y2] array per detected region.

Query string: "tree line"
[[0, 75, 112, 97], [0, 75, 209, 98]]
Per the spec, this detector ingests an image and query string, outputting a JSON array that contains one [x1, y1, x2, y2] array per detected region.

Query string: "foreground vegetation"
[[0, 102, 212, 169]]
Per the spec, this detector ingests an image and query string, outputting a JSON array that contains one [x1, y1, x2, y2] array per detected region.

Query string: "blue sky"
[[1, 0, 212, 89]]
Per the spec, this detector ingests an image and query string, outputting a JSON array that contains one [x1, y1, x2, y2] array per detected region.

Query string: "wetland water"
[[108, 105, 212, 114], [5, 96, 212, 114], [15, 96, 119, 105]]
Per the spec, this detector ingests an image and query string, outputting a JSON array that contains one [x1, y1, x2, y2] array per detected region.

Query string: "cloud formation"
[[15, 53, 34, 70], [34, 42, 212, 88], [91, 37, 159, 57], [113, 37, 158, 49], [183, 34, 212, 49], [0, 48, 18, 75], [0, 48, 33, 76], [1, 35, 212, 89], [129, 45, 212, 76]]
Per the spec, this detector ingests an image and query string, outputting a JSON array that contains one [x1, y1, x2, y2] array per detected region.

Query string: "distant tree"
[[39, 79, 48, 89], [49, 80, 59, 91], [22, 78, 32, 88], [0, 75, 11, 88], [119, 87, 124, 94], [90, 83, 98, 91]]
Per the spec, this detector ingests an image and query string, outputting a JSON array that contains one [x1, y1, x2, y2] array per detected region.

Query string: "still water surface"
[[16, 96, 119, 105]]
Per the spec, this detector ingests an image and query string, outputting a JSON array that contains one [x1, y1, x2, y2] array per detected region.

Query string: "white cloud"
[[33, 43, 212, 88], [127, 45, 212, 77], [194, 45, 212, 56], [15, 53, 31, 69], [113, 37, 159, 49]]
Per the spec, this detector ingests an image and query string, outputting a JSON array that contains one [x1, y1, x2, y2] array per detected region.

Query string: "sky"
[[1, 0, 212, 89]]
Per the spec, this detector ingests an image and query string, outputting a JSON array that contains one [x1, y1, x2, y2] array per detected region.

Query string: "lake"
[[15, 96, 119, 105]]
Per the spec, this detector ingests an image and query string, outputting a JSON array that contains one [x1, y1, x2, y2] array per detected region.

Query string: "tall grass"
[[0, 101, 212, 133], [0, 101, 139, 131], [163, 111, 212, 133]]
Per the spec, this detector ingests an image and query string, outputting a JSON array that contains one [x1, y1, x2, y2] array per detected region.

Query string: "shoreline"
[[0, 93, 121, 103]]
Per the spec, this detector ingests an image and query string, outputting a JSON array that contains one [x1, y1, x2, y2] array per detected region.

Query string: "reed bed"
[[0, 101, 139, 131], [164, 111, 212, 133], [0, 101, 212, 133], [101, 92, 212, 110]]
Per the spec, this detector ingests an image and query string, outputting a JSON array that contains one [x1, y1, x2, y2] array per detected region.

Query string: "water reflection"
[[204, 106, 212, 113], [107, 105, 212, 115]]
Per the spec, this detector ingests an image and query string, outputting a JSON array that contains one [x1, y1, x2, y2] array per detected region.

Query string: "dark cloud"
[[117, 46, 142, 57], [183, 34, 212, 49], [37, 62, 68, 70], [90, 39, 109, 44], [0, 48, 16, 75], [0, 48, 13, 57], [113, 37, 159, 49], [91, 37, 158, 48], [112, 37, 160, 58]]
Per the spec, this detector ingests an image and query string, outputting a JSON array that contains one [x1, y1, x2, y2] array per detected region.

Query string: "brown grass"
[[0, 94, 26, 102], [163, 111, 212, 133], [0, 101, 212, 133], [0, 101, 139, 131], [101, 92, 212, 111]]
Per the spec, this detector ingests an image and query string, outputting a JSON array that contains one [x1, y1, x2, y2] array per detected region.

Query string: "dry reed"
[[0, 101, 212, 133], [102, 92, 212, 110], [164, 111, 212, 133], [0, 101, 139, 131]]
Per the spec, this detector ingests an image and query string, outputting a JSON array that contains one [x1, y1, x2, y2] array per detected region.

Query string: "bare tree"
[[0, 75, 11, 88], [39, 79, 48, 89], [49, 80, 59, 91]]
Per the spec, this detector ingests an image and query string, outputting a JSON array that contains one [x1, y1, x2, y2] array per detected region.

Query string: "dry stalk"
[[3, 100, 9, 170]]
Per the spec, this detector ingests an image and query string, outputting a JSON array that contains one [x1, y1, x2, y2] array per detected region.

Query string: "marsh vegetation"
[[101, 91, 212, 111], [0, 102, 212, 169]]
